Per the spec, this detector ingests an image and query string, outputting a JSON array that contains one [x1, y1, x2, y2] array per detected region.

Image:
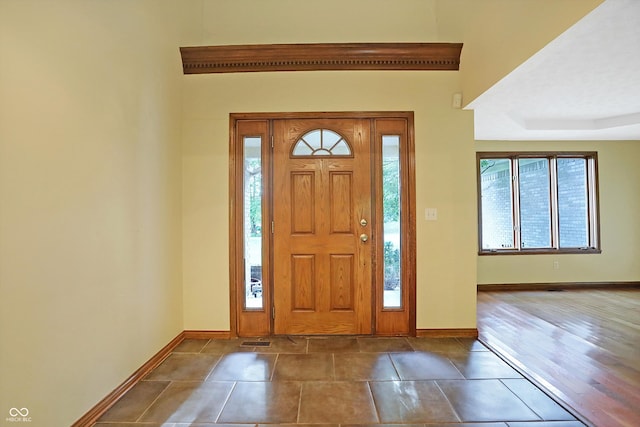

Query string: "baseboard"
[[416, 328, 478, 338], [478, 281, 640, 292], [71, 331, 186, 427], [183, 330, 232, 339]]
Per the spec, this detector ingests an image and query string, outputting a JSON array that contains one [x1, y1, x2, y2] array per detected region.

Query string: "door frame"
[[229, 112, 416, 337]]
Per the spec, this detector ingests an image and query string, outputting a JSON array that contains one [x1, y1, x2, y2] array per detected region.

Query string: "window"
[[382, 135, 401, 308], [292, 129, 352, 156], [477, 152, 599, 254], [244, 136, 263, 308]]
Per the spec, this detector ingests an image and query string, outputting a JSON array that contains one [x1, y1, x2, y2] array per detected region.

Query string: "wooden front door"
[[272, 118, 373, 335]]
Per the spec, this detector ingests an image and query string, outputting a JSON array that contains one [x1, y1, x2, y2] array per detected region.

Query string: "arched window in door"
[[291, 129, 352, 156]]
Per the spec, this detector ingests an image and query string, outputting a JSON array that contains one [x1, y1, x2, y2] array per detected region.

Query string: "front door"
[[272, 118, 373, 335]]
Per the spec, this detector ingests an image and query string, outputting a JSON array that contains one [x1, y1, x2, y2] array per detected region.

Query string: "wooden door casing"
[[230, 112, 415, 338]]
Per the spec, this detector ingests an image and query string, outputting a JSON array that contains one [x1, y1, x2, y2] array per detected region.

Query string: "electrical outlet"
[[553, 261, 560, 270]]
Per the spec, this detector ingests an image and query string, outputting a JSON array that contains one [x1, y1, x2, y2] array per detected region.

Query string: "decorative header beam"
[[180, 42, 463, 74]]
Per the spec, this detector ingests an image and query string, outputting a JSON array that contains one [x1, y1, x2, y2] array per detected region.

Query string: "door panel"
[[329, 254, 354, 310], [330, 172, 353, 233], [291, 172, 315, 233], [273, 118, 372, 335], [291, 254, 315, 310]]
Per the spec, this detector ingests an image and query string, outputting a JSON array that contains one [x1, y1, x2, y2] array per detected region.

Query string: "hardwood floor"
[[477, 289, 640, 427]]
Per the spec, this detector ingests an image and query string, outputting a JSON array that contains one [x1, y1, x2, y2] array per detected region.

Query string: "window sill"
[[479, 248, 601, 256]]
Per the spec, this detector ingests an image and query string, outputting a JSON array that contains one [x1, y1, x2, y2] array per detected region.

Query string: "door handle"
[[360, 233, 369, 242]]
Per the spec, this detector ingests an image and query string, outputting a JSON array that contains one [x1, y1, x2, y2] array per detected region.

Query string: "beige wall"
[[178, 0, 439, 46], [0, 1, 183, 425], [182, 71, 478, 331], [180, 0, 478, 331], [477, 140, 640, 284]]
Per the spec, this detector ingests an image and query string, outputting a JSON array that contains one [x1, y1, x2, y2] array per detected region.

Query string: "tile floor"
[[93, 336, 584, 427]]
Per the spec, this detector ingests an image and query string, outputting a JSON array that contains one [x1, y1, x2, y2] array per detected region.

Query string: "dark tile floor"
[[93, 336, 584, 427]]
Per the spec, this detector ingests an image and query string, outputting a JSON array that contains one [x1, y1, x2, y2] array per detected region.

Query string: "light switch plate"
[[425, 208, 438, 221]]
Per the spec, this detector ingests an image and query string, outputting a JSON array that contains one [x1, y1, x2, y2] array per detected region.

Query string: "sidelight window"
[[382, 135, 402, 308], [244, 136, 263, 308]]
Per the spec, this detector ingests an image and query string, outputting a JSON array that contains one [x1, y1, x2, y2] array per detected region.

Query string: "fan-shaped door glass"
[[292, 129, 352, 157]]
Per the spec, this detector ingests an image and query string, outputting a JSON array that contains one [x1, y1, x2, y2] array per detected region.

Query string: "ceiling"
[[466, 0, 640, 141]]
